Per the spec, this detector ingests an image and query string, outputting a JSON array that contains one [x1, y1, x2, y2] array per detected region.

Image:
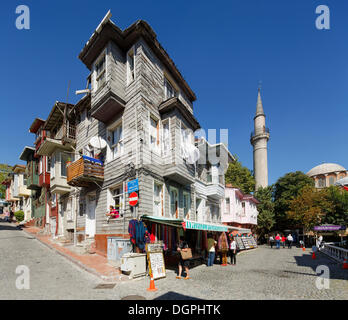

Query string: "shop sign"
[[313, 225, 346, 231], [127, 179, 139, 193], [184, 220, 228, 232]]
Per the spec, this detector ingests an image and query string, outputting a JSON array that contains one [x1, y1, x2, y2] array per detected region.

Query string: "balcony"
[[26, 162, 40, 190], [67, 156, 104, 187], [250, 127, 270, 141], [18, 185, 31, 197], [37, 124, 76, 156]]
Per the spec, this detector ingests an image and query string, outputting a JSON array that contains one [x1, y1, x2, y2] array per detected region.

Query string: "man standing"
[[269, 235, 274, 248], [275, 234, 281, 249], [287, 234, 293, 249], [207, 234, 217, 267], [229, 237, 237, 265]]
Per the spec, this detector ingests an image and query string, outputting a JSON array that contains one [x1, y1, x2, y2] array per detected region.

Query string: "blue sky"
[[1, 0, 347, 185]]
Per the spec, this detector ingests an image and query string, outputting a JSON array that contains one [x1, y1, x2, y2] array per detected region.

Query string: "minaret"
[[250, 88, 270, 190]]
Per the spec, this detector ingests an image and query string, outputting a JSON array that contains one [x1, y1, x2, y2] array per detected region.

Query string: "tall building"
[[250, 88, 270, 190]]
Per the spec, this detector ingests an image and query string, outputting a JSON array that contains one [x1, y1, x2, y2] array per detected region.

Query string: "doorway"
[[86, 195, 96, 238]]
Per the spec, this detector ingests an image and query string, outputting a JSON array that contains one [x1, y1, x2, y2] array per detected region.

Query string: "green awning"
[[184, 219, 228, 232]]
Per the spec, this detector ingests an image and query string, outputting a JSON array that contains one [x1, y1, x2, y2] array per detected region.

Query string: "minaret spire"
[[255, 87, 265, 117]]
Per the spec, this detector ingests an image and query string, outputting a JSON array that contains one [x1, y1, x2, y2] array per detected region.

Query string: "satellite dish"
[[186, 144, 200, 164], [89, 136, 107, 149]]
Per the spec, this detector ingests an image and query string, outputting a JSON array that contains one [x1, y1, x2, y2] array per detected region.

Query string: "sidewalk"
[[22, 225, 130, 283]]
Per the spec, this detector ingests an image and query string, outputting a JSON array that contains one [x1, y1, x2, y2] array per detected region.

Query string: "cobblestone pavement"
[[1, 222, 347, 300]]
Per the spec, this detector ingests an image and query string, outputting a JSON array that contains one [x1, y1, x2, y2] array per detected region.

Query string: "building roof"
[[335, 177, 348, 186], [19, 146, 35, 161], [12, 164, 26, 174], [29, 118, 45, 133], [307, 163, 346, 177], [78, 11, 196, 102], [43, 102, 75, 131]]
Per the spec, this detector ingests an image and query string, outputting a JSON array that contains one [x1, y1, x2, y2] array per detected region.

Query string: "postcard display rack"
[[236, 236, 257, 250]]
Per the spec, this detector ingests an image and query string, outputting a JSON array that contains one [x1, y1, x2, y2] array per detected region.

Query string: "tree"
[[323, 186, 348, 225], [287, 186, 333, 231], [254, 186, 275, 240], [0, 164, 12, 199], [225, 157, 255, 194], [273, 171, 314, 230]]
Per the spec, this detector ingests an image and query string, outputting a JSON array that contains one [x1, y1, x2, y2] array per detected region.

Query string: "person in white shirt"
[[287, 234, 293, 249], [229, 238, 237, 265], [269, 235, 274, 249]]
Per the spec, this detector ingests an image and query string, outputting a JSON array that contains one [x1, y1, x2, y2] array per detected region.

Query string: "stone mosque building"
[[306, 163, 348, 188]]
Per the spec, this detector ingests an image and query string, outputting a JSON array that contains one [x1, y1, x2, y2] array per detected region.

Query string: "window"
[[225, 197, 230, 214], [95, 53, 106, 90], [111, 124, 123, 159], [39, 158, 43, 175], [51, 154, 55, 179], [47, 157, 51, 173], [153, 182, 164, 217], [183, 191, 190, 218], [127, 47, 135, 85], [60, 153, 69, 177], [242, 202, 246, 216], [112, 186, 124, 216], [66, 198, 73, 221], [164, 77, 176, 99], [318, 177, 326, 188], [162, 120, 170, 156], [329, 176, 335, 186], [51, 193, 56, 208], [170, 187, 179, 218], [180, 123, 191, 158], [150, 116, 160, 153], [206, 164, 212, 183]]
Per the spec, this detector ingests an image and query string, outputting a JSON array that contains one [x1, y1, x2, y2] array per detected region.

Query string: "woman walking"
[[275, 234, 281, 249], [176, 236, 191, 280]]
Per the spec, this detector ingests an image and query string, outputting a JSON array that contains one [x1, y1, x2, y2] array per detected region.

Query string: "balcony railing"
[[67, 156, 104, 187], [55, 123, 76, 141], [250, 127, 270, 139]]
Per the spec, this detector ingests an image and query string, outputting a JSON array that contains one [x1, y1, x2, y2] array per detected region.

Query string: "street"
[[0, 221, 347, 300]]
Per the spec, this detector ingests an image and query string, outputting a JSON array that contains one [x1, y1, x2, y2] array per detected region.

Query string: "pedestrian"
[[176, 236, 191, 280], [275, 234, 281, 249], [4, 210, 10, 222], [207, 233, 217, 267], [229, 237, 237, 265], [282, 235, 286, 248], [9, 210, 14, 223], [318, 235, 323, 250], [287, 234, 293, 249], [269, 235, 274, 249]]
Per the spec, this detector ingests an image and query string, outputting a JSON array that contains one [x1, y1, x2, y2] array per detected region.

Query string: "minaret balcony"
[[250, 127, 270, 142]]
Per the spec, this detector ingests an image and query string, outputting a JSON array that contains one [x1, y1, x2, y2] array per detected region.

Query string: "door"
[[86, 195, 96, 238]]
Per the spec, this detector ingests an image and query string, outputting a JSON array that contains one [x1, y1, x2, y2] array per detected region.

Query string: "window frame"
[[161, 119, 171, 157], [153, 181, 164, 217], [126, 46, 135, 85], [182, 190, 191, 219], [164, 77, 177, 100], [94, 49, 107, 92], [169, 186, 179, 219], [149, 114, 161, 154]]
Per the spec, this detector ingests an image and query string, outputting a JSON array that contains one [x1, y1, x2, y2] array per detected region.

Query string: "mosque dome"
[[307, 163, 346, 177]]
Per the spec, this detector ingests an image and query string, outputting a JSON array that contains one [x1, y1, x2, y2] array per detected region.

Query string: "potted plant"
[[66, 157, 72, 167]]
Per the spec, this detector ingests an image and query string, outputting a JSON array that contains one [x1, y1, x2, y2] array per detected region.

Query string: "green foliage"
[[225, 157, 255, 194], [287, 186, 333, 231], [255, 186, 275, 238], [14, 210, 25, 222], [273, 171, 314, 229], [0, 164, 13, 199], [323, 186, 348, 225]]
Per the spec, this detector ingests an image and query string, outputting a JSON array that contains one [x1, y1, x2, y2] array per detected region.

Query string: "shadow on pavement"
[[0, 222, 22, 231], [294, 252, 348, 281], [153, 291, 202, 300]]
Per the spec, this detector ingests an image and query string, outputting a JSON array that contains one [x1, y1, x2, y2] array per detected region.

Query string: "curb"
[[22, 228, 120, 283]]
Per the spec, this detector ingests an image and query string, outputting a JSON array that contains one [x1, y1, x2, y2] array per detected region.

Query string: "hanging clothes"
[[150, 223, 156, 243], [128, 219, 137, 244]]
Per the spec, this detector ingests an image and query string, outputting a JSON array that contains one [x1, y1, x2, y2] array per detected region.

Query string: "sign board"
[[313, 225, 346, 231], [129, 192, 138, 207], [146, 242, 166, 280], [184, 220, 228, 232], [127, 179, 139, 193]]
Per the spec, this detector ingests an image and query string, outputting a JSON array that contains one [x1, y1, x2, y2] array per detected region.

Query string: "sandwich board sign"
[[146, 242, 166, 280]]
